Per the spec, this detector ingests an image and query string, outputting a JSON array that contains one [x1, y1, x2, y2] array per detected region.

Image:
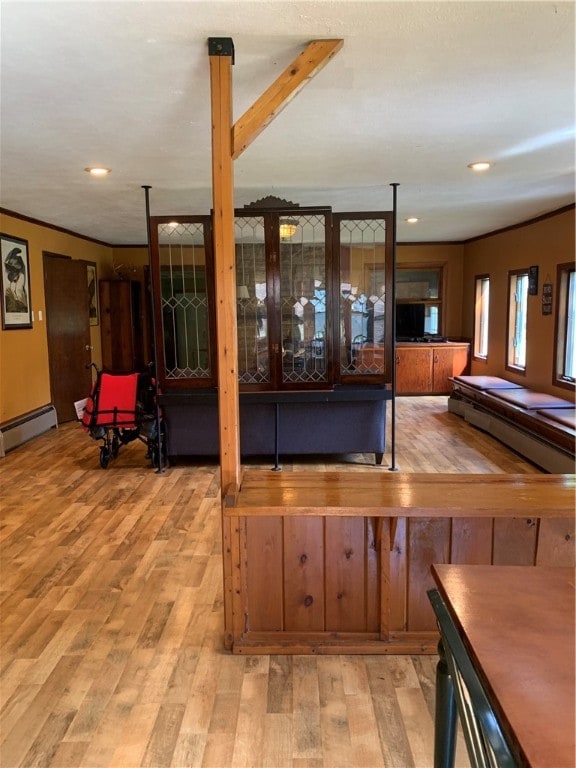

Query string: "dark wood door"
[[44, 254, 93, 422], [99, 280, 145, 373]]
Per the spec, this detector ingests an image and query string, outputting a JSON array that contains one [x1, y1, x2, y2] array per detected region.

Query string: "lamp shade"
[[237, 285, 250, 299], [279, 219, 298, 239]]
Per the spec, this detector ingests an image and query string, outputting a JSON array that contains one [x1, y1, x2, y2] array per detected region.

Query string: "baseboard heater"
[[0, 405, 58, 457], [449, 398, 574, 473]]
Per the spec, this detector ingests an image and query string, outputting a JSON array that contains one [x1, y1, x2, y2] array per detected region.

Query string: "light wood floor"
[[0, 396, 539, 768]]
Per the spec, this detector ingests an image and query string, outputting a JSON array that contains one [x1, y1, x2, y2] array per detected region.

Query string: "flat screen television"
[[395, 303, 425, 340]]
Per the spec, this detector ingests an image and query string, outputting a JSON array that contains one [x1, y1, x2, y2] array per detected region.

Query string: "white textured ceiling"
[[0, 0, 574, 245]]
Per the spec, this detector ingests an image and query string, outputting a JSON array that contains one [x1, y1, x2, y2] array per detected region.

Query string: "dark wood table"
[[430, 564, 575, 768]]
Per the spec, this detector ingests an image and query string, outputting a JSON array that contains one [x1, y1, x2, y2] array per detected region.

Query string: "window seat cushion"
[[536, 408, 576, 430], [485, 388, 574, 411], [451, 375, 522, 391]]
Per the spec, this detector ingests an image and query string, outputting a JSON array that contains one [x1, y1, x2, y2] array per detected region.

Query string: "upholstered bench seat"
[[486, 388, 574, 410], [448, 378, 575, 472], [536, 408, 576, 430], [451, 375, 523, 391]]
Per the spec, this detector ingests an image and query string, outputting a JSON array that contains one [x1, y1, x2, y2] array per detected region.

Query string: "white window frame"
[[507, 270, 529, 371], [554, 263, 576, 388]]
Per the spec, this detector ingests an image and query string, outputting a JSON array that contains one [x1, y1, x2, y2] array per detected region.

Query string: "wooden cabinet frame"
[[150, 205, 395, 393], [149, 214, 216, 390]]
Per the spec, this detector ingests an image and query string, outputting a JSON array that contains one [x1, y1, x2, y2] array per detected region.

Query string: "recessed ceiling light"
[[467, 161, 492, 172], [405, 217, 419, 224], [85, 167, 111, 176]]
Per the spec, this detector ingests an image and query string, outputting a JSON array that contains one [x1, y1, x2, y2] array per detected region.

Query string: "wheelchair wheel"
[[99, 446, 111, 469], [111, 434, 120, 458]]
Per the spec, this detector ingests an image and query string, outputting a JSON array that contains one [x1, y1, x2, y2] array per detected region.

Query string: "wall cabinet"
[[395, 342, 469, 394], [99, 280, 147, 373]]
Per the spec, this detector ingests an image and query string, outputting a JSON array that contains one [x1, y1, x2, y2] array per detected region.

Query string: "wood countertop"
[[226, 471, 576, 517], [431, 564, 575, 767]]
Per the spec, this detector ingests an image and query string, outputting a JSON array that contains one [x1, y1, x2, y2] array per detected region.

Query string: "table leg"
[[434, 639, 458, 768]]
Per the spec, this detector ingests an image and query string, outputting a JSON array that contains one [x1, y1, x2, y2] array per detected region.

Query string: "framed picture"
[[528, 265, 539, 295], [0, 234, 32, 329], [86, 262, 99, 325], [542, 282, 553, 316]]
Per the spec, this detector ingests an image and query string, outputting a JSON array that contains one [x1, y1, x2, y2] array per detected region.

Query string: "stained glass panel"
[[158, 221, 211, 379], [339, 218, 387, 377]]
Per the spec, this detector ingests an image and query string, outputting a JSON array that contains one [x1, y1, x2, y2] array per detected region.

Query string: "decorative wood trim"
[[232, 39, 344, 160], [0, 207, 112, 247], [242, 195, 300, 210], [222, 516, 235, 650], [379, 518, 391, 641], [462, 203, 575, 244]]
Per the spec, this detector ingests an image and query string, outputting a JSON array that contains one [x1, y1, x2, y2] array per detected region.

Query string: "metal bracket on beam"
[[208, 37, 235, 63]]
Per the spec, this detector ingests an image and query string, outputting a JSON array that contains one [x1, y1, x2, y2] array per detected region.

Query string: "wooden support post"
[[208, 36, 343, 649], [209, 39, 241, 495], [208, 36, 344, 496]]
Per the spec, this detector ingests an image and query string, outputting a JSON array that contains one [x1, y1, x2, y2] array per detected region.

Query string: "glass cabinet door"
[[279, 212, 329, 385], [235, 216, 270, 385], [152, 207, 393, 391], [154, 218, 215, 386], [235, 208, 330, 390], [336, 214, 392, 383]]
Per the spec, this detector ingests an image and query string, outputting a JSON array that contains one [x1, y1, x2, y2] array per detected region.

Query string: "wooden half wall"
[[222, 471, 575, 654]]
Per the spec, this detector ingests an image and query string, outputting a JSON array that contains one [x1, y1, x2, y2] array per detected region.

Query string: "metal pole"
[[272, 401, 281, 471], [142, 185, 165, 474], [389, 183, 399, 471]]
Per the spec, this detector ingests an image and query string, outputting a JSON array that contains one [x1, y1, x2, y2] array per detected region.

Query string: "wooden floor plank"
[[395, 686, 435, 768], [317, 657, 352, 767], [0, 396, 543, 767], [292, 657, 322, 760]]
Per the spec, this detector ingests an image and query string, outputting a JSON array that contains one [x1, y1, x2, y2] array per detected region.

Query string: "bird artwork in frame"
[[86, 262, 99, 326], [0, 234, 32, 329]]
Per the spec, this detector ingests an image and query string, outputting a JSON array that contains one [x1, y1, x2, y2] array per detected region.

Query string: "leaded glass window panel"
[[339, 218, 387, 376], [158, 221, 211, 380], [279, 214, 328, 384], [235, 216, 270, 385]]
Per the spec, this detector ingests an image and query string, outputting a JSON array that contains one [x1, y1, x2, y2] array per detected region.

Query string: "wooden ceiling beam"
[[232, 39, 344, 160]]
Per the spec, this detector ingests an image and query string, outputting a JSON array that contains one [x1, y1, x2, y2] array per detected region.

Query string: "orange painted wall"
[[462, 207, 575, 398], [0, 212, 113, 423]]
